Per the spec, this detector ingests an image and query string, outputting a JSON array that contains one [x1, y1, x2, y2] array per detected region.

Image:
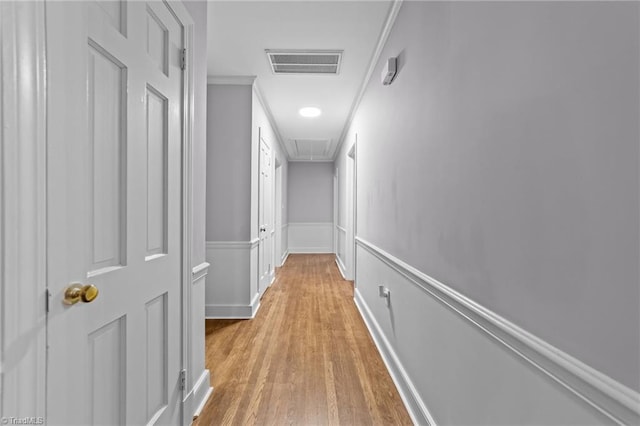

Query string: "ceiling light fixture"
[[299, 107, 322, 118]]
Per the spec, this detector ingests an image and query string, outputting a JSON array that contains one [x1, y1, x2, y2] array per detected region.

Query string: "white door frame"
[[0, 1, 196, 422], [274, 159, 283, 267], [258, 128, 274, 295], [0, 1, 48, 418], [167, 1, 197, 422], [333, 171, 338, 255], [347, 137, 357, 282]]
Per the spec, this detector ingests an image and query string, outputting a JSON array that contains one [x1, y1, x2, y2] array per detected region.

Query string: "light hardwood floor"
[[194, 254, 412, 426]]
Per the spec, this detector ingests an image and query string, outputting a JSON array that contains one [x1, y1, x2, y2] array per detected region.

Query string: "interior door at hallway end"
[[46, 2, 185, 424], [346, 140, 357, 281], [258, 131, 273, 297]]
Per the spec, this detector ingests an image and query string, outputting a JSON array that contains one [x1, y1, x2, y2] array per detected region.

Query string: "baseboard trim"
[[335, 256, 347, 279], [355, 237, 640, 425], [194, 386, 213, 419], [354, 288, 436, 425], [250, 293, 261, 318], [281, 251, 290, 266], [185, 369, 213, 422], [205, 293, 261, 319], [288, 247, 333, 254]]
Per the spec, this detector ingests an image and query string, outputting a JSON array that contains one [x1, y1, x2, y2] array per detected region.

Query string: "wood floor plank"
[[194, 254, 412, 426]]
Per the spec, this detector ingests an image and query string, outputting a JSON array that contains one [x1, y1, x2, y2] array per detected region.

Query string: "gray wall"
[[206, 85, 253, 241], [342, 1, 639, 392], [288, 162, 334, 223]]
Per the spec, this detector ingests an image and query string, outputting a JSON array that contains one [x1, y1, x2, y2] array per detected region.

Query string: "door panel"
[[94, 0, 125, 34], [88, 317, 126, 425], [146, 7, 169, 75], [259, 135, 273, 295], [146, 86, 168, 258], [46, 1, 184, 424], [145, 293, 168, 420], [87, 41, 127, 274]]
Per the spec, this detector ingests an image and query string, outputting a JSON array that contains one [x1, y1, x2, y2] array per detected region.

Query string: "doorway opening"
[[275, 159, 283, 266], [346, 138, 357, 281]]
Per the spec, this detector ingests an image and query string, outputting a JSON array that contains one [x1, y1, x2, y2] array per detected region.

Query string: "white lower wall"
[[205, 241, 260, 318], [288, 222, 333, 253], [335, 226, 347, 278], [279, 223, 289, 266], [335, 255, 347, 280], [185, 263, 213, 423], [355, 238, 639, 425]]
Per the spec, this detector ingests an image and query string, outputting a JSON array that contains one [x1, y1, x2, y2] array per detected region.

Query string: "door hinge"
[[181, 49, 186, 70], [180, 369, 186, 390], [45, 289, 51, 313]]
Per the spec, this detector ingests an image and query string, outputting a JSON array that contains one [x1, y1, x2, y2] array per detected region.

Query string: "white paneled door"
[[258, 132, 273, 296], [46, 2, 185, 424]]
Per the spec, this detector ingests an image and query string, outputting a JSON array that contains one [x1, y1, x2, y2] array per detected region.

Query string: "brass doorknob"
[[64, 283, 99, 305]]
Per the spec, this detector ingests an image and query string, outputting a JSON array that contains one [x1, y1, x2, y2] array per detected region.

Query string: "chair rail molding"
[[192, 262, 210, 282], [355, 237, 640, 425], [206, 239, 259, 250]]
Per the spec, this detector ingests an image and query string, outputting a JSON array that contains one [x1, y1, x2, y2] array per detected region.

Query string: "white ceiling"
[[207, 1, 393, 161]]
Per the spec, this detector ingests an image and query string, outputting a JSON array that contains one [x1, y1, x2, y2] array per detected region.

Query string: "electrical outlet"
[[378, 285, 391, 307]]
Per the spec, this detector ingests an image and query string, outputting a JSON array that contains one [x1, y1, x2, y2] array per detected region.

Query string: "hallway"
[[194, 254, 411, 425], [3, 1, 639, 424]]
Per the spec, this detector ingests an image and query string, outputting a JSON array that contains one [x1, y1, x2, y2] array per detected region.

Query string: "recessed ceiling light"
[[299, 107, 321, 118]]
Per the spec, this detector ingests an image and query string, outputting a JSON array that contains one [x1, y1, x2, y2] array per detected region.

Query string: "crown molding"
[[207, 75, 256, 85], [333, 0, 403, 160], [253, 80, 290, 161]]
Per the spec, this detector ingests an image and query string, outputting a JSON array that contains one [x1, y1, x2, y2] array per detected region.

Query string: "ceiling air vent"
[[291, 139, 331, 160], [266, 50, 343, 75]]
